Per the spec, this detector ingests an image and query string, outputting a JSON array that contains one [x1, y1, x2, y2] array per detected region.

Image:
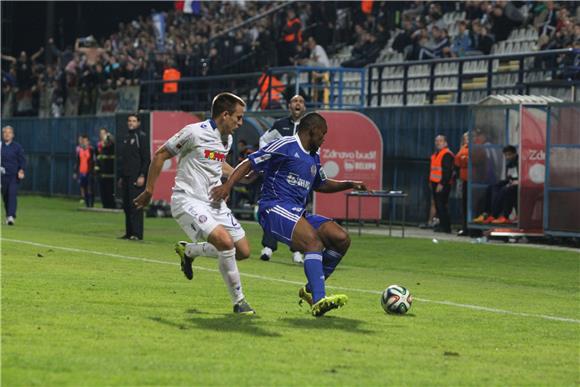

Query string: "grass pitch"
[[2, 196, 579, 386]]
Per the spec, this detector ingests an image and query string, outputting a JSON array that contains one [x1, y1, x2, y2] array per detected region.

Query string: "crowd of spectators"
[[2, 1, 578, 117], [391, 1, 579, 61]]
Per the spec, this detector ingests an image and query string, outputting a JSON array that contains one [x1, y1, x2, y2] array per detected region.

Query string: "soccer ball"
[[381, 285, 413, 314]]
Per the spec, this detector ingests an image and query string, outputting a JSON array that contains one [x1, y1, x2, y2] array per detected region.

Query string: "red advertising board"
[[150, 111, 202, 202], [314, 111, 383, 219], [519, 107, 546, 230]]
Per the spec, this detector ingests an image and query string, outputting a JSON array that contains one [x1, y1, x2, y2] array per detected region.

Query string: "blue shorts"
[[258, 202, 332, 246]]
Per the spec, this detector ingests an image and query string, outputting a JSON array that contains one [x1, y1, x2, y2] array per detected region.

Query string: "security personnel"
[[96, 127, 116, 209], [118, 114, 150, 240], [279, 8, 302, 66], [258, 95, 306, 263], [1, 125, 26, 226], [430, 134, 454, 234]]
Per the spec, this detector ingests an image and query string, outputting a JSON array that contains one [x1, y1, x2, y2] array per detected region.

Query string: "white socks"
[[186, 242, 218, 257], [218, 248, 244, 305], [261, 247, 273, 258]]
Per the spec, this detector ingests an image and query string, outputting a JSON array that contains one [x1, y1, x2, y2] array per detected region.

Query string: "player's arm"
[[210, 159, 253, 201], [134, 146, 173, 209], [315, 179, 368, 193]]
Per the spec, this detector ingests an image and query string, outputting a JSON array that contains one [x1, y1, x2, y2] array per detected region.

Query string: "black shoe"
[[118, 235, 130, 240], [260, 253, 271, 261], [175, 241, 194, 280], [128, 236, 142, 241]]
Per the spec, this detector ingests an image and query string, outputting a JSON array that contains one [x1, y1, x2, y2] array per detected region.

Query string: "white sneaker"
[[260, 247, 273, 261], [6, 216, 14, 225], [292, 251, 304, 264]]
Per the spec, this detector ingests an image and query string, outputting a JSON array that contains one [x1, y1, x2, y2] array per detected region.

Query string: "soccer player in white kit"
[[134, 92, 255, 315]]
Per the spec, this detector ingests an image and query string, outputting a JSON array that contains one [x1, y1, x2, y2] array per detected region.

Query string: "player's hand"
[[351, 181, 368, 191], [134, 190, 152, 209], [135, 176, 145, 187], [17, 169, 24, 180], [436, 183, 443, 192], [210, 184, 231, 202]]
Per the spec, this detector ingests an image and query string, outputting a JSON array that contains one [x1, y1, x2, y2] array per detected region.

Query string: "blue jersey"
[[248, 135, 327, 209]]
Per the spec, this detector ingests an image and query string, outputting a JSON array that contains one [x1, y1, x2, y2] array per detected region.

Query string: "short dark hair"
[[127, 113, 140, 121], [211, 92, 246, 119], [297, 112, 326, 133], [81, 134, 89, 139], [503, 145, 517, 154]]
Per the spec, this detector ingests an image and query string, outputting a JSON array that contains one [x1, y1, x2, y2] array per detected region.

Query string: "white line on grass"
[[3, 238, 579, 324]]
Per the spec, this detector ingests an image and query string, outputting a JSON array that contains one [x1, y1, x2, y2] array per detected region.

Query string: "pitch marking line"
[[3, 238, 579, 324]]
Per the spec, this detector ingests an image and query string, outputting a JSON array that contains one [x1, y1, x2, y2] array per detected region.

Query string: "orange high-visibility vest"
[[430, 147, 454, 183], [259, 74, 284, 110], [163, 68, 181, 93], [361, 0, 374, 15], [454, 144, 469, 181], [283, 18, 302, 43]]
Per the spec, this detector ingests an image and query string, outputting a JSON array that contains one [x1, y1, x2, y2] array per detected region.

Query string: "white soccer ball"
[[381, 285, 413, 314]]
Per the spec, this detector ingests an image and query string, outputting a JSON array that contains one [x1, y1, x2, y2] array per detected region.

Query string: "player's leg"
[[260, 231, 278, 261], [316, 219, 351, 280], [207, 226, 254, 314]]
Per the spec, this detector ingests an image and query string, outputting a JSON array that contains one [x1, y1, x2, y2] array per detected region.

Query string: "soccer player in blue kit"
[[211, 112, 368, 317]]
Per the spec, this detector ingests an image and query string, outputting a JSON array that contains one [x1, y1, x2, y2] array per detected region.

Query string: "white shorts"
[[171, 193, 245, 243]]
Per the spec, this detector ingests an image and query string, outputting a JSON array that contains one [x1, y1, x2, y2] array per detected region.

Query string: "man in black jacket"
[[118, 114, 150, 240], [258, 94, 306, 263]]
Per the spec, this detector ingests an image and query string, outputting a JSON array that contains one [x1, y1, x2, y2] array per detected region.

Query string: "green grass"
[[2, 196, 579, 386]]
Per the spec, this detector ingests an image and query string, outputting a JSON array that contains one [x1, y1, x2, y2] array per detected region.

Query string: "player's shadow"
[[148, 313, 281, 338], [279, 316, 375, 334], [186, 313, 282, 338]]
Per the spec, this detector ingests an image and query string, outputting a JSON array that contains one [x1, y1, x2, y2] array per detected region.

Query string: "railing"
[[254, 66, 366, 110], [367, 49, 579, 107], [140, 71, 262, 112]]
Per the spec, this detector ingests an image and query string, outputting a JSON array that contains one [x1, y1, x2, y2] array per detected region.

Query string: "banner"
[[150, 111, 202, 202], [152, 12, 166, 51], [519, 107, 546, 230], [96, 86, 140, 115], [314, 111, 383, 220]]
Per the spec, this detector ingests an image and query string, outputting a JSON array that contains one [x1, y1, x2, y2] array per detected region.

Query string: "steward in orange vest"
[[430, 135, 455, 233], [258, 73, 285, 110], [163, 67, 181, 94], [454, 132, 469, 236]]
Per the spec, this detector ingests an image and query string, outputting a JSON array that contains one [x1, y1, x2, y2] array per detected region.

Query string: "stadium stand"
[[1, 1, 578, 117]]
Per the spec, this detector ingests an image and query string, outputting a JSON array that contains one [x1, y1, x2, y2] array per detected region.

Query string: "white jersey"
[[164, 119, 232, 207]]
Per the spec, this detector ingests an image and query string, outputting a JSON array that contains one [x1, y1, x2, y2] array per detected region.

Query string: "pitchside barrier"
[[544, 103, 580, 237]]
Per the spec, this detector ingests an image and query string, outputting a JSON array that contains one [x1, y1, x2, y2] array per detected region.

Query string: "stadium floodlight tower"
[[467, 94, 563, 241]]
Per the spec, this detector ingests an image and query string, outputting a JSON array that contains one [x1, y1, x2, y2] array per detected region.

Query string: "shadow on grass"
[[279, 316, 376, 334], [148, 314, 282, 338]]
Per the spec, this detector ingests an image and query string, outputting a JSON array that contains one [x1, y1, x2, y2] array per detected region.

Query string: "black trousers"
[[431, 182, 451, 232], [99, 177, 115, 209], [461, 180, 468, 232], [1, 175, 19, 217], [121, 176, 144, 239]]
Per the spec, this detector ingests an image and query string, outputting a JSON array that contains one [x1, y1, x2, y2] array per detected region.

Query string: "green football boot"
[[298, 286, 314, 307], [311, 294, 348, 317]]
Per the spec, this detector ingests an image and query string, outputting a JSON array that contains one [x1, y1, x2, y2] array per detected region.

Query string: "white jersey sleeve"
[[164, 124, 198, 156], [259, 129, 282, 149]]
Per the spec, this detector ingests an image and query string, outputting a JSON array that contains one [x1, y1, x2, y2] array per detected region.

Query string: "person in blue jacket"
[[1, 125, 26, 225]]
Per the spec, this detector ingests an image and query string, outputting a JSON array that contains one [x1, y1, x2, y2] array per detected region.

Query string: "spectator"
[[418, 26, 450, 60], [279, 8, 303, 66], [1, 125, 26, 225], [451, 21, 473, 57], [341, 32, 382, 67], [429, 135, 454, 234], [96, 128, 116, 209], [454, 132, 469, 236], [74, 134, 95, 208], [307, 36, 330, 105], [473, 145, 519, 225]]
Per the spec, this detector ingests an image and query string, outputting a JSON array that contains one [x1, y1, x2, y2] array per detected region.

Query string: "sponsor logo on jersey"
[[198, 215, 208, 223], [286, 172, 311, 189], [204, 149, 226, 162], [310, 165, 317, 177]]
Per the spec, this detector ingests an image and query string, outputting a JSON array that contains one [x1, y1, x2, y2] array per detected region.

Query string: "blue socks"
[[322, 249, 343, 279], [303, 252, 325, 304]]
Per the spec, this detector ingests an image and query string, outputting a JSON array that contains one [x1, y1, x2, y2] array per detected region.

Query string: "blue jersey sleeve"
[[312, 157, 327, 190], [247, 137, 292, 173]]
